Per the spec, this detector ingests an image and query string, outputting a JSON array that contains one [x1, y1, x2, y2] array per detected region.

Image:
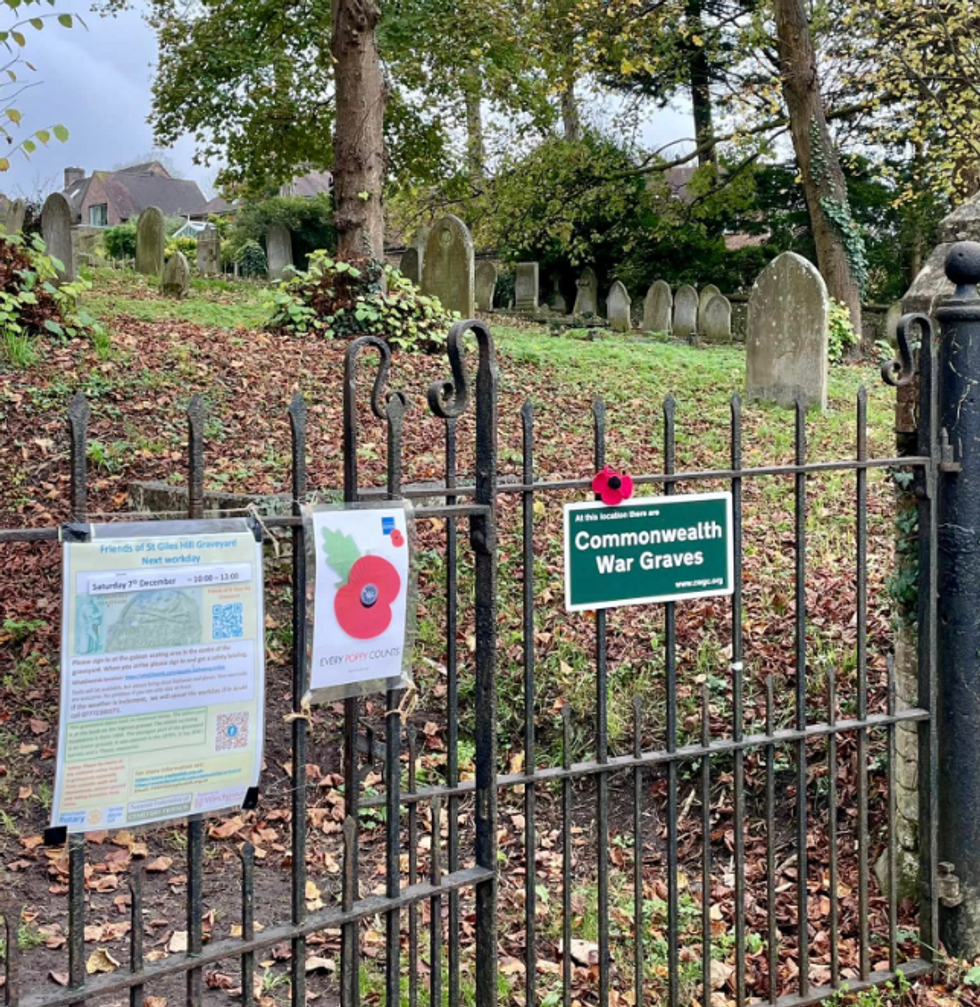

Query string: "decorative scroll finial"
[[344, 336, 393, 422], [427, 319, 495, 420], [881, 313, 932, 388]]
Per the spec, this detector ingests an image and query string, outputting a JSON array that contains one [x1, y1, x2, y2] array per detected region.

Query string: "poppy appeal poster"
[[306, 504, 413, 700]]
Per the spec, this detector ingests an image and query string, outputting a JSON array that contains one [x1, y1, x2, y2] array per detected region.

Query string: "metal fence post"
[[936, 241, 980, 958]]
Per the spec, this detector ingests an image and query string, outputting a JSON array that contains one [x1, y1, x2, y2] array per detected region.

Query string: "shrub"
[[0, 233, 102, 358], [104, 223, 138, 259], [230, 194, 336, 269], [828, 298, 860, 363], [166, 235, 197, 260], [237, 240, 268, 278], [265, 252, 456, 352]]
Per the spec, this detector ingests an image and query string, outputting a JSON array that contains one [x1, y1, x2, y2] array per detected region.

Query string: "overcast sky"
[[4, 6, 695, 200]]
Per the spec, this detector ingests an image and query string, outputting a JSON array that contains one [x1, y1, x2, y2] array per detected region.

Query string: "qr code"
[[212, 602, 243, 640], [216, 712, 249, 751]]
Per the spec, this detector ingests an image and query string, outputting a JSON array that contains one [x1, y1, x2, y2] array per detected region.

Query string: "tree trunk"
[[331, 0, 386, 260], [561, 79, 581, 142], [773, 0, 862, 332], [687, 0, 715, 165], [464, 73, 486, 180]]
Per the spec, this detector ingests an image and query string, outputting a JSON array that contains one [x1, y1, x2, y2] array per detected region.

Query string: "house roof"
[[281, 169, 333, 198], [191, 195, 238, 217], [63, 167, 206, 221]]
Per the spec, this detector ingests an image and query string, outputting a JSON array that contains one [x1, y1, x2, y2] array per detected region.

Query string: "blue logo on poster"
[[227, 724, 238, 738], [382, 517, 395, 535]]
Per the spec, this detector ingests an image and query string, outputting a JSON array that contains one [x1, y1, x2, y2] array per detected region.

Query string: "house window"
[[88, 203, 108, 227]]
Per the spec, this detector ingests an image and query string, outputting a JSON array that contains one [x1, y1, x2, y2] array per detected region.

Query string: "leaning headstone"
[[135, 206, 165, 276], [266, 223, 293, 281], [701, 294, 732, 345], [673, 284, 699, 340], [0, 196, 25, 235], [421, 214, 475, 317], [698, 283, 721, 322], [606, 280, 632, 332], [196, 226, 220, 275], [746, 251, 829, 410], [41, 192, 75, 282], [573, 267, 599, 316], [161, 251, 190, 298], [515, 262, 539, 311], [642, 280, 672, 333], [400, 247, 421, 285], [475, 260, 498, 311]]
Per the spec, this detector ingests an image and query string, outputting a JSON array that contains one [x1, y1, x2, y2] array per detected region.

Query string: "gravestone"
[[421, 214, 475, 317], [698, 283, 721, 322], [266, 223, 294, 281], [673, 284, 699, 340], [573, 267, 598, 316], [642, 280, 672, 333], [550, 287, 567, 314], [161, 251, 190, 298], [606, 280, 632, 332], [475, 260, 497, 311], [746, 251, 829, 410], [701, 294, 732, 345], [197, 226, 220, 275], [1, 196, 25, 235], [885, 300, 903, 348], [41, 192, 75, 282], [515, 262, 539, 311], [400, 247, 421, 285], [135, 206, 165, 276]]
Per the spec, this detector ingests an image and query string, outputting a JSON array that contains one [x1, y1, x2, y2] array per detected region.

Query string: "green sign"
[[563, 493, 733, 612]]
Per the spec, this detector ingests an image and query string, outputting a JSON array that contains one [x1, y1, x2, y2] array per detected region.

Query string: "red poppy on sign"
[[592, 466, 634, 506], [334, 555, 402, 640]]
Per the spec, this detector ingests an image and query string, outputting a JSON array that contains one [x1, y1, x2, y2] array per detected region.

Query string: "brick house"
[[62, 162, 206, 227]]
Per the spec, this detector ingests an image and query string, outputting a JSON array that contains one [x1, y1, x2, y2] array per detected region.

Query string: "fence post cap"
[[945, 240, 980, 288]]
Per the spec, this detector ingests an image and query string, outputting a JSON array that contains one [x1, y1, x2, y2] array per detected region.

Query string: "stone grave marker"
[[161, 251, 190, 298], [606, 280, 632, 332], [421, 214, 475, 317], [573, 267, 598, 315], [197, 226, 220, 275], [41, 192, 75, 282], [642, 280, 672, 333], [698, 283, 721, 321], [475, 260, 498, 311], [400, 247, 421, 284], [701, 294, 732, 344], [885, 300, 903, 348], [746, 251, 829, 410], [515, 262, 539, 311], [136, 206, 165, 276], [673, 284, 698, 340], [266, 223, 294, 281], [1, 197, 25, 235]]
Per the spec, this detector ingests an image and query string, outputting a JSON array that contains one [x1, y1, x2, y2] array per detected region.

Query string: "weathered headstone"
[[885, 300, 903, 348], [673, 285, 699, 340], [421, 214, 475, 317], [475, 260, 498, 311], [746, 251, 829, 410], [161, 251, 190, 299], [0, 197, 25, 235], [41, 192, 75, 282], [515, 262, 539, 311], [135, 206, 165, 276], [197, 226, 220, 275], [698, 283, 721, 322], [701, 294, 732, 345], [606, 280, 632, 332], [573, 267, 599, 316], [642, 280, 672, 333], [266, 223, 294, 282], [400, 247, 421, 285]]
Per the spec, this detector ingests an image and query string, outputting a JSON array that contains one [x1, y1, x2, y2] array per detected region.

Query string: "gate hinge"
[[938, 862, 964, 907], [939, 429, 962, 474]]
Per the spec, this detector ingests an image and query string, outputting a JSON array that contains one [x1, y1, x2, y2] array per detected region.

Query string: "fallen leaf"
[[168, 931, 188, 953], [86, 949, 120, 975], [145, 856, 173, 873], [305, 957, 336, 973]]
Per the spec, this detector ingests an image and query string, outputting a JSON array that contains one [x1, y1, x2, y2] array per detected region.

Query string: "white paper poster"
[[306, 504, 413, 700], [51, 520, 265, 834]]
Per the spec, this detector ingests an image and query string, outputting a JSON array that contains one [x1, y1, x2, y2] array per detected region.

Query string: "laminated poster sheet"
[[306, 503, 414, 702], [51, 520, 265, 834]]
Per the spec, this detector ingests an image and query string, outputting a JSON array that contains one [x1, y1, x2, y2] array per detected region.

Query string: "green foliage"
[[229, 194, 335, 269], [827, 298, 859, 364], [236, 240, 267, 278], [0, 233, 104, 366], [166, 235, 197, 260], [265, 251, 456, 352], [819, 195, 869, 297], [103, 223, 138, 259]]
